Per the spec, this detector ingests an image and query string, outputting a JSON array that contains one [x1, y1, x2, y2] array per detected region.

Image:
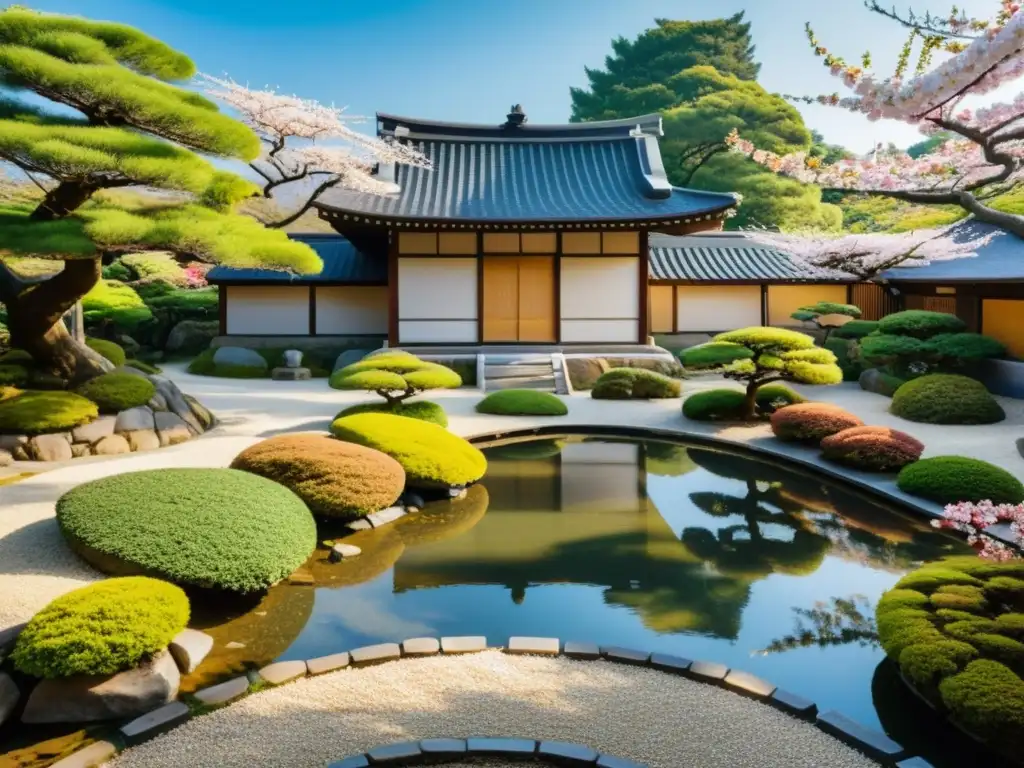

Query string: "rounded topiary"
[[11, 577, 189, 679], [754, 383, 806, 414], [56, 468, 317, 593], [0, 363, 28, 387], [335, 400, 448, 427], [891, 374, 1005, 425], [682, 389, 746, 421], [329, 412, 487, 489], [833, 320, 880, 340], [878, 310, 967, 338], [769, 403, 864, 443], [476, 389, 568, 416], [0, 349, 32, 365], [591, 368, 681, 400], [876, 557, 1024, 759], [230, 434, 405, 521], [329, 353, 461, 405], [897, 456, 1024, 505], [679, 342, 754, 369], [76, 372, 156, 414], [820, 426, 924, 472], [85, 337, 127, 366], [0, 391, 98, 434]]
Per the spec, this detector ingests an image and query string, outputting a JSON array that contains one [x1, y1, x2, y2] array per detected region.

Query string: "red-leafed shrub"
[[820, 425, 924, 472], [770, 403, 864, 443]]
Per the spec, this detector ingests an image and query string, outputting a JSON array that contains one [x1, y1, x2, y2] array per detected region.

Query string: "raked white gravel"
[[111, 651, 876, 768]]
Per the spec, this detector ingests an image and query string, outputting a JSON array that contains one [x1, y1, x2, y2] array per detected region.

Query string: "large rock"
[[21, 649, 180, 724], [565, 357, 608, 391], [0, 434, 28, 452], [93, 434, 131, 456], [115, 406, 155, 433], [118, 336, 141, 356], [212, 346, 267, 371], [71, 416, 117, 445], [148, 392, 168, 412], [0, 672, 18, 728], [152, 378, 203, 434], [28, 433, 72, 462], [126, 430, 160, 452], [859, 368, 905, 398], [184, 395, 214, 430], [165, 320, 220, 355], [154, 412, 191, 447], [333, 349, 371, 372]]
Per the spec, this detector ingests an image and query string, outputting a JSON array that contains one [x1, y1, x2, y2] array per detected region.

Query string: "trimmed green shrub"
[[862, 310, 1005, 377], [820, 426, 924, 472], [330, 352, 462, 407], [57, 468, 317, 593], [11, 577, 189, 679], [797, 301, 862, 318], [754, 383, 806, 413], [591, 367, 681, 399], [825, 338, 863, 382], [770, 403, 864, 442], [0, 391, 98, 434], [125, 358, 162, 375], [682, 388, 746, 421], [336, 400, 448, 427], [85, 337, 126, 367], [877, 558, 1024, 758], [0, 363, 28, 387], [330, 412, 487, 489], [679, 342, 754, 369], [76, 372, 155, 414], [897, 456, 1024, 505], [833, 320, 880, 340], [476, 389, 568, 416], [231, 434, 405, 521], [878, 310, 966, 338], [891, 374, 1005, 425]]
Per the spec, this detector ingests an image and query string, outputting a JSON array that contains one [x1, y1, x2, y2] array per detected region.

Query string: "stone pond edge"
[[50, 637, 935, 768]]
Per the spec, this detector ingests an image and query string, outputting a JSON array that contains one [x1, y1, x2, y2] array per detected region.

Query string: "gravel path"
[[111, 652, 876, 768]]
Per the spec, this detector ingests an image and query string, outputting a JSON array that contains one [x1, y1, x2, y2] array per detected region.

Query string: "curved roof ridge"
[[377, 112, 663, 140]]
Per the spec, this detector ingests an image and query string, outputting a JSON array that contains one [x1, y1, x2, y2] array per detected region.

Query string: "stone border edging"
[[326, 737, 644, 767], [50, 635, 935, 768]]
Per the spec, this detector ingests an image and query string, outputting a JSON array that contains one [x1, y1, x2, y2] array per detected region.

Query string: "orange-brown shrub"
[[231, 434, 406, 521], [769, 403, 864, 443], [820, 425, 924, 472]]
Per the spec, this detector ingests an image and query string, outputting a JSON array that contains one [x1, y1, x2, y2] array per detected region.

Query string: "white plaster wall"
[[398, 258, 477, 320], [225, 286, 309, 335], [314, 286, 387, 335], [560, 257, 638, 342], [676, 285, 761, 332], [398, 320, 477, 343]]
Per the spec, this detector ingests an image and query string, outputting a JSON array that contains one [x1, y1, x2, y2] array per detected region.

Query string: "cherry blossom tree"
[[199, 75, 431, 228], [726, 1, 1024, 238], [934, 500, 1024, 560]]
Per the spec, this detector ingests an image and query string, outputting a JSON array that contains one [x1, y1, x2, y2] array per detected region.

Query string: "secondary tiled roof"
[[882, 220, 1024, 282], [207, 235, 386, 285], [313, 112, 738, 228], [649, 233, 852, 283]]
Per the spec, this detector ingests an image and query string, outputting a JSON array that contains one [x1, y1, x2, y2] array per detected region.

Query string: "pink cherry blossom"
[[932, 500, 1024, 560]]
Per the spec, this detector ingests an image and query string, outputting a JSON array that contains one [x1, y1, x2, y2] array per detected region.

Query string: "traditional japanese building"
[[210, 107, 739, 347]]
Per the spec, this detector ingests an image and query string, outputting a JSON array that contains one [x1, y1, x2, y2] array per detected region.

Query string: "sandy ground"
[[110, 651, 877, 768]]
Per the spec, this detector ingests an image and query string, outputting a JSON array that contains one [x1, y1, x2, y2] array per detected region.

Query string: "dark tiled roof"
[[882, 220, 1024, 282], [649, 233, 851, 283], [314, 113, 737, 226], [206, 235, 386, 285]]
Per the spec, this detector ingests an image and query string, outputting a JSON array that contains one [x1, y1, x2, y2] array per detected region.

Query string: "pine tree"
[[0, 7, 321, 381]]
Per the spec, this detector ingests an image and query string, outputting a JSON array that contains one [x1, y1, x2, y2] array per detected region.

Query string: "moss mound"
[[679, 341, 754, 369], [753, 383, 806, 414], [230, 434, 405, 521], [0, 363, 28, 387], [820, 426, 924, 472], [591, 367, 681, 400], [330, 412, 487, 489], [57, 468, 317, 593], [11, 577, 189, 679], [335, 400, 448, 427], [85, 337, 127, 366], [0, 390, 98, 434], [769, 403, 864, 443], [682, 389, 745, 421], [476, 389, 568, 416], [76, 372, 156, 414], [891, 374, 1005, 425], [877, 558, 1024, 758], [0, 349, 32, 365], [897, 456, 1024, 505]]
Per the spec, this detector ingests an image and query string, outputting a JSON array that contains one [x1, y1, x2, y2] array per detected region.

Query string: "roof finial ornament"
[[505, 104, 527, 128]]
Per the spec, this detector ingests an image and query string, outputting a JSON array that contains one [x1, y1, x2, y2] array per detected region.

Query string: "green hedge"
[[335, 400, 448, 427], [897, 456, 1024, 505], [476, 389, 568, 416], [85, 337, 127, 367], [833, 320, 880, 340], [57, 468, 317, 593], [76, 372, 155, 414], [11, 577, 189, 679], [0, 391, 98, 434], [876, 558, 1024, 758], [591, 368, 681, 400], [330, 412, 487, 489], [891, 374, 1005, 425]]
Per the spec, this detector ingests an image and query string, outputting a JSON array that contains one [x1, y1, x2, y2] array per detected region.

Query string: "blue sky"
[[22, 0, 1012, 152]]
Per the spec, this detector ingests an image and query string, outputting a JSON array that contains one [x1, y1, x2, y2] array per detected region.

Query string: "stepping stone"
[[119, 701, 190, 746], [346, 519, 373, 532], [506, 636, 559, 655], [307, 653, 350, 676], [689, 660, 729, 683], [896, 759, 935, 768], [50, 741, 119, 768], [401, 637, 440, 657], [466, 737, 537, 756], [597, 756, 646, 768], [366, 741, 421, 763], [563, 641, 600, 660], [419, 738, 467, 757], [816, 710, 906, 762], [327, 757, 369, 768], [601, 647, 650, 665], [441, 636, 487, 654], [770, 688, 817, 719], [650, 653, 692, 675], [350, 643, 401, 666], [193, 676, 249, 706], [168, 629, 214, 674], [724, 670, 776, 699], [329, 543, 362, 563], [538, 740, 599, 764], [258, 660, 307, 686], [367, 506, 405, 528], [288, 570, 315, 586]]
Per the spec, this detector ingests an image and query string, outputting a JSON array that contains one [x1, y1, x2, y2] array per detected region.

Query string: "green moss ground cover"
[[11, 577, 189, 678], [56, 468, 317, 593], [335, 400, 448, 427], [76, 372, 155, 413], [0, 390, 98, 434], [475, 389, 568, 416], [897, 456, 1024, 505]]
